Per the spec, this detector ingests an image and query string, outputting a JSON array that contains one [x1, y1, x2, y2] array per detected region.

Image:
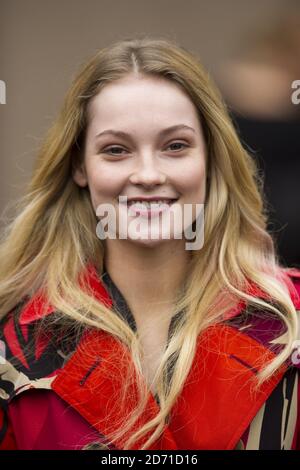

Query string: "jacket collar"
[[18, 263, 113, 326], [18, 261, 269, 326]]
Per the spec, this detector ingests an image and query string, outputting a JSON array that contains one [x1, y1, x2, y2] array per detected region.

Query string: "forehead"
[[86, 75, 201, 131]]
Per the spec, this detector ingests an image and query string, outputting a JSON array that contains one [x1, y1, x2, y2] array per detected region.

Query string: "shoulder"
[[281, 268, 300, 367], [0, 290, 91, 450], [284, 268, 300, 369], [280, 267, 300, 307], [223, 267, 300, 366], [0, 263, 113, 404], [0, 296, 84, 406]]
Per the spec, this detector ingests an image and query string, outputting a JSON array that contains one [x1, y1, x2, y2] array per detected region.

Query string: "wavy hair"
[[0, 36, 298, 449]]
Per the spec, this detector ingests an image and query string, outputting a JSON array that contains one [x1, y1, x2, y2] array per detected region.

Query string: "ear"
[[72, 162, 88, 187]]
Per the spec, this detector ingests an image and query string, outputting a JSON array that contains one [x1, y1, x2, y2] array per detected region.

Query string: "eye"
[[166, 141, 189, 152], [102, 146, 127, 156], [101, 141, 189, 156]]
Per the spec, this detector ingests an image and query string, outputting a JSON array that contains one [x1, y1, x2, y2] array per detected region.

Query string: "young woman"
[[0, 36, 299, 451]]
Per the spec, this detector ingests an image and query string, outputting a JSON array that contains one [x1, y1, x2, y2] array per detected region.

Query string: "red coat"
[[1, 265, 300, 450]]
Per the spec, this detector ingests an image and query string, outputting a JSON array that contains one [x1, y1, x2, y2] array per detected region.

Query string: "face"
[[73, 74, 207, 248]]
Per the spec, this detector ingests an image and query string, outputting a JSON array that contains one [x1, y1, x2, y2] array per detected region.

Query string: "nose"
[[129, 153, 167, 187]]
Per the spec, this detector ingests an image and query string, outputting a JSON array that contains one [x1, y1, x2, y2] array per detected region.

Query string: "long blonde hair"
[[0, 36, 298, 449]]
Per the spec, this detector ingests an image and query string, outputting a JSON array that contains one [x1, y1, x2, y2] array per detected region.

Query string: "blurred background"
[[0, 0, 299, 267]]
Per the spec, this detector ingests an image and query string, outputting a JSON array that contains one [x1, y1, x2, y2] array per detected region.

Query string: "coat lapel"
[[51, 328, 178, 450]]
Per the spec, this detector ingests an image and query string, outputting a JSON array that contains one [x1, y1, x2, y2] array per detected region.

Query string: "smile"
[[119, 198, 179, 217]]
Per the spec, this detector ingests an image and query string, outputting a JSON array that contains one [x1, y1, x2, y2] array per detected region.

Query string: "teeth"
[[127, 200, 174, 208]]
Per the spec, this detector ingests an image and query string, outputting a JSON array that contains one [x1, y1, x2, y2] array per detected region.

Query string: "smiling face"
[[73, 73, 207, 248]]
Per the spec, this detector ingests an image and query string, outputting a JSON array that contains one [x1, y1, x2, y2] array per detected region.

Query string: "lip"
[[121, 196, 179, 203]]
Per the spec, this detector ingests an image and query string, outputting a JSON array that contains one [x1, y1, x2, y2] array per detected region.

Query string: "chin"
[[127, 235, 171, 248]]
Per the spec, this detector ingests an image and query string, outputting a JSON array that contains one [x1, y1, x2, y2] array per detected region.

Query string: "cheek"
[[85, 162, 125, 202], [176, 159, 206, 198]]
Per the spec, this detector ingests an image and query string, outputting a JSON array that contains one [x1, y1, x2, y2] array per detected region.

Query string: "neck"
[[103, 238, 190, 321]]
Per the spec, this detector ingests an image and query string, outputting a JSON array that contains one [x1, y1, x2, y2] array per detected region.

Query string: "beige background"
[[0, 0, 294, 220]]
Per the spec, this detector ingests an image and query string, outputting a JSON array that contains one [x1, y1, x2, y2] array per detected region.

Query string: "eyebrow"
[[95, 124, 195, 140]]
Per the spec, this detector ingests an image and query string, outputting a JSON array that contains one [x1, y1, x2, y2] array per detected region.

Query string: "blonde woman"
[[0, 37, 299, 451]]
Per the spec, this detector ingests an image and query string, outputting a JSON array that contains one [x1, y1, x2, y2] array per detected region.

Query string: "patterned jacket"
[[0, 265, 300, 450]]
